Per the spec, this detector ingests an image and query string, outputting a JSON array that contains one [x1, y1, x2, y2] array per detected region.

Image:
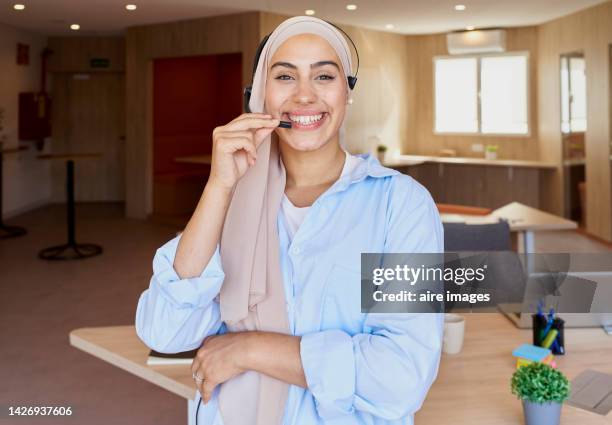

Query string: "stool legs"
[[38, 160, 102, 260]]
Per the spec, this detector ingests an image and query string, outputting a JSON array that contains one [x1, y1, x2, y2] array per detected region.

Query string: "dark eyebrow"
[[270, 60, 340, 71]]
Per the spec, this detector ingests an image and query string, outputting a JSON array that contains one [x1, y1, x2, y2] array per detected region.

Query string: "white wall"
[[0, 23, 51, 218]]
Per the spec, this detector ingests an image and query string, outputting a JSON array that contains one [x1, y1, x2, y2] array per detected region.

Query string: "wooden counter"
[[384, 155, 557, 169], [386, 156, 555, 209]]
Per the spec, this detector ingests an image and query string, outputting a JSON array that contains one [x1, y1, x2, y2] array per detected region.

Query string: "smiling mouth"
[[282, 112, 327, 130]]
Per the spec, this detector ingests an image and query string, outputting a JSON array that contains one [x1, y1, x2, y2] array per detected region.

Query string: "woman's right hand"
[[208, 113, 280, 190]]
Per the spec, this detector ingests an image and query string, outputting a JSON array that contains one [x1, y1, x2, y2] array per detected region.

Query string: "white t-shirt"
[[280, 150, 362, 241]]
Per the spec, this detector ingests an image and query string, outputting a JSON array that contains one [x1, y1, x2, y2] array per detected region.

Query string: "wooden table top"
[[174, 155, 212, 165], [70, 314, 612, 424], [490, 202, 577, 231], [37, 153, 103, 160], [69, 326, 195, 400], [441, 202, 577, 232]]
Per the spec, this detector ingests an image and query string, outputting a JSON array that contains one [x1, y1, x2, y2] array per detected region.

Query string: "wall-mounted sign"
[[90, 58, 110, 68]]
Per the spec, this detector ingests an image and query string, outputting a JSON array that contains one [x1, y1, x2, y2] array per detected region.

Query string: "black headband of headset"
[[244, 20, 359, 112]]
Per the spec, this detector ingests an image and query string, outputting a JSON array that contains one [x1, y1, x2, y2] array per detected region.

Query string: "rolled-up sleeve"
[[301, 314, 443, 420], [300, 174, 444, 420], [135, 234, 225, 353]]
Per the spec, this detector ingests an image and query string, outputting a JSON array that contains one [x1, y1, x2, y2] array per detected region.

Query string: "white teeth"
[[288, 113, 323, 125]]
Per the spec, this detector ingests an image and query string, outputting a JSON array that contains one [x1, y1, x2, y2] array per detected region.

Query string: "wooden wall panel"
[[537, 1, 612, 241], [48, 37, 125, 72], [50, 73, 125, 202], [48, 37, 125, 203]]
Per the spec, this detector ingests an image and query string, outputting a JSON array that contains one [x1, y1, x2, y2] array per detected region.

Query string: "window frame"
[[432, 50, 531, 138]]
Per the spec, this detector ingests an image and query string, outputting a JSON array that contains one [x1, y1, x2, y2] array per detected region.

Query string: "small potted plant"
[[511, 362, 570, 425], [376, 144, 388, 163], [484, 144, 498, 160]]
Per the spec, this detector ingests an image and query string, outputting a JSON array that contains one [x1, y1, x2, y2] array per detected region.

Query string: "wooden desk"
[[70, 326, 200, 424], [441, 202, 578, 253], [416, 313, 612, 425], [70, 314, 612, 424]]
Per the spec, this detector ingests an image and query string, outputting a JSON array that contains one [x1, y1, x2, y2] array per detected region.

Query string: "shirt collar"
[[327, 152, 400, 197]]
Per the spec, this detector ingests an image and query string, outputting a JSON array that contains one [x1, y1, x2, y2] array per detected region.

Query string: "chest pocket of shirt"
[[321, 262, 365, 335]]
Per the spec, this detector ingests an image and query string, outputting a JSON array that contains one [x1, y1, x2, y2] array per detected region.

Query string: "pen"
[[542, 329, 559, 349], [278, 121, 292, 129], [541, 312, 554, 341]]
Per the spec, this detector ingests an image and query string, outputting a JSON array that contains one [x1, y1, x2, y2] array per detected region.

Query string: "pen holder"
[[532, 314, 565, 355]]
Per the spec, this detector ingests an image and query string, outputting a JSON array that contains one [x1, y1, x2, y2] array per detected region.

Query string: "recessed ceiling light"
[[13, 4, 25, 10], [346, 4, 357, 11], [466, 26, 475, 30], [70, 24, 80, 30], [385, 24, 394, 30], [305, 9, 315, 15], [454, 4, 466, 11], [125, 4, 137, 10]]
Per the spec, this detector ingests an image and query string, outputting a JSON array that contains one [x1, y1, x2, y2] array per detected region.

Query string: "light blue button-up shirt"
[[135, 152, 444, 425]]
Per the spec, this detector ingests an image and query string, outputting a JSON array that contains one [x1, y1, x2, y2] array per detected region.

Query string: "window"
[[434, 53, 529, 135], [560, 55, 586, 133]]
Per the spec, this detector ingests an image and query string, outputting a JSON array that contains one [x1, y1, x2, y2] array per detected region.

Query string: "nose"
[[292, 78, 316, 104]]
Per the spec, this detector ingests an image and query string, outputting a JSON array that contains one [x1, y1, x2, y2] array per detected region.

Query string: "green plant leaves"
[[511, 362, 570, 404]]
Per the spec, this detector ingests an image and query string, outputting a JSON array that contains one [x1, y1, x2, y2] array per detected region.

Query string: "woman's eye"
[[274, 74, 336, 81]]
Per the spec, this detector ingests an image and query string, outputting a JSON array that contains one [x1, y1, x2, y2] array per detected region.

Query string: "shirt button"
[[291, 246, 300, 254]]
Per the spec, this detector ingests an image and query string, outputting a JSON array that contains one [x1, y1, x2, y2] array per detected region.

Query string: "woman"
[[136, 16, 444, 425]]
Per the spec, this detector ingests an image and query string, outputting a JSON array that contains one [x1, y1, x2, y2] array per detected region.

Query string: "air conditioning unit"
[[446, 29, 506, 55]]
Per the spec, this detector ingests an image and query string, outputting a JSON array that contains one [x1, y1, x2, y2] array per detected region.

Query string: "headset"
[[243, 20, 360, 113]]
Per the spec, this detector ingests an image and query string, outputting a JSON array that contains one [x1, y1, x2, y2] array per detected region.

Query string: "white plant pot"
[[485, 150, 497, 160]]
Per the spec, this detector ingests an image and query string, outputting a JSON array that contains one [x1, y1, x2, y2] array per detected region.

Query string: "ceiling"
[[0, 0, 609, 36]]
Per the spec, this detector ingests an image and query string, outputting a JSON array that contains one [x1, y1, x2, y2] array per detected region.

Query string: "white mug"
[[443, 313, 465, 355]]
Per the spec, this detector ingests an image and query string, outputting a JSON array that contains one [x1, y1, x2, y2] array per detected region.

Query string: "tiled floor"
[[1, 202, 610, 425], [0, 203, 184, 425]]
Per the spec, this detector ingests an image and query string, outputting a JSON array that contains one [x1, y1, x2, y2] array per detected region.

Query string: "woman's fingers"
[[230, 112, 271, 123], [202, 379, 217, 404], [192, 362, 217, 404], [253, 126, 277, 148], [226, 116, 279, 132], [219, 137, 257, 162]]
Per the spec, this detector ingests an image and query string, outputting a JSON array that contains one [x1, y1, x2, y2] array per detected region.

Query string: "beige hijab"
[[218, 15, 354, 425]]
